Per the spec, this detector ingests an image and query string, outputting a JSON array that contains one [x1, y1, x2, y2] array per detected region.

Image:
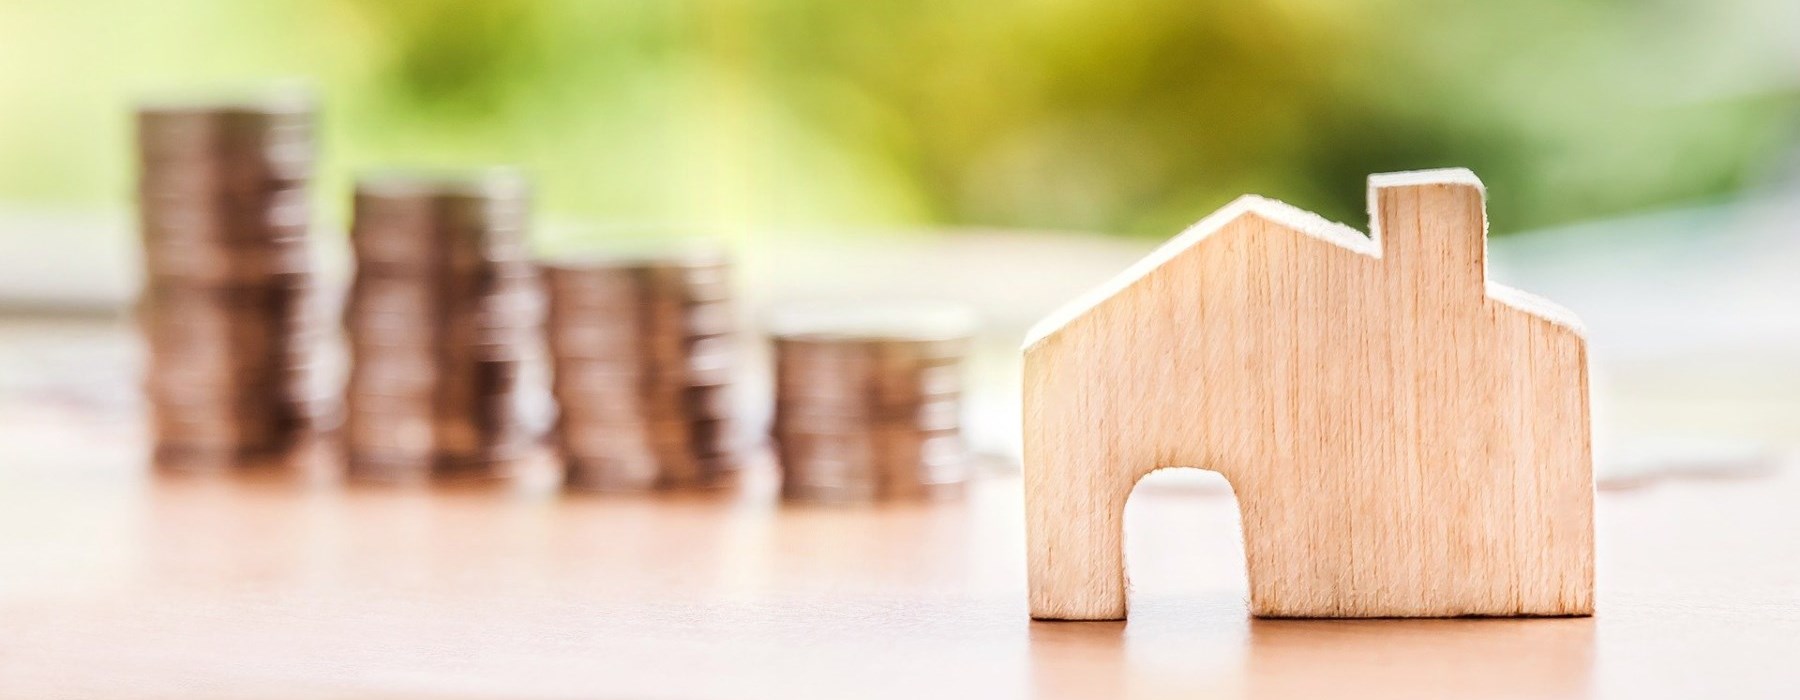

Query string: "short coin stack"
[[135, 97, 328, 469], [541, 250, 741, 491], [768, 304, 975, 502], [342, 170, 542, 482]]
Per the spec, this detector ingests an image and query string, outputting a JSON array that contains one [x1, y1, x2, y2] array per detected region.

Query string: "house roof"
[[1022, 169, 1584, 349]]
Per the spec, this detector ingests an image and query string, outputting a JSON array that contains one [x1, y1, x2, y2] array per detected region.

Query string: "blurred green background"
[[0, 0, 1795, 237]]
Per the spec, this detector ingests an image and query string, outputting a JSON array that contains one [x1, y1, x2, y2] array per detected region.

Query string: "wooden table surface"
[[1, 320, 1797, 699]]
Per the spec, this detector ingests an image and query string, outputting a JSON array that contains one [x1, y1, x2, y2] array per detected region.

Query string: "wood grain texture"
[[1023, 169, 1593, 620]]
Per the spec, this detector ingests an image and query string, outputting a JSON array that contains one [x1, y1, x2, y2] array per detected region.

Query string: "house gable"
[[1023, 168, 1584, 352]]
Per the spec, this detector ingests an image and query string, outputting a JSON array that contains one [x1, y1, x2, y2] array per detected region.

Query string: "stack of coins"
[[342, 170, 543, 482], [768, 304, 976, 502], [540, 250, 741, 491], [135, 96, 328, 469]]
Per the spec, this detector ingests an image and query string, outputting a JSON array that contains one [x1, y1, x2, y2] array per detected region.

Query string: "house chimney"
[[1368, 169, 1489, 301]]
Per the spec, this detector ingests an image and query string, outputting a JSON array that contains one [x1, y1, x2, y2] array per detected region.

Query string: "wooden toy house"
[[1023, 169, 1594, 620]]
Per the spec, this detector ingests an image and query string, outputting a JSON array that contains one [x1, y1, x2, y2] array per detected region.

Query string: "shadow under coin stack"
[[343, 171, 542, 482], [541, 252, 741, 491], [768, 305, 975, 503], [135, 98, 328, 470]]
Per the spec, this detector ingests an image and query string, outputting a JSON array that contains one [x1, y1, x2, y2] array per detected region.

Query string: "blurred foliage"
[[0, 0, 1795, 236]]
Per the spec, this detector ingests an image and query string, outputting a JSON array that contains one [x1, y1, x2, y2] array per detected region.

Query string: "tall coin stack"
[[541, 250, 741, 491], [135, 97, 327, 469], [343, 170, 542, 482], [768, 304, 976, 503]]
